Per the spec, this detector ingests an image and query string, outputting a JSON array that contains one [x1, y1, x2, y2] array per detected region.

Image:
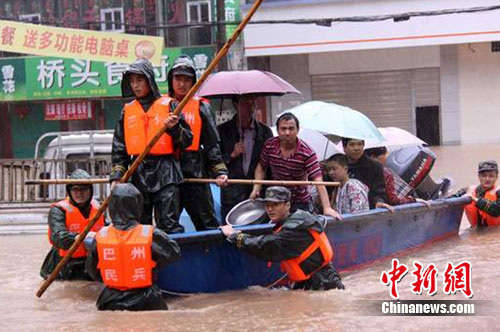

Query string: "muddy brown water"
[[3, 144, 500, 331]]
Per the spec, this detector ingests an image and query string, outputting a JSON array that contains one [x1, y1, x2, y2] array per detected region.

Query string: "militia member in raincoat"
[[110, 58, 193, 233], [464, 160, 500, 228], [167, 55, 228, 230], [221, 186, 345, 290], [85, 183, 181, 311], [40, 169, 104, 280]]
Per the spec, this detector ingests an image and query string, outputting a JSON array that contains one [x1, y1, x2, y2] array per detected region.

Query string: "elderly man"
[[218, 95, 273, 219], [249, 112, 340, 219], [221, 186, 344, 290]]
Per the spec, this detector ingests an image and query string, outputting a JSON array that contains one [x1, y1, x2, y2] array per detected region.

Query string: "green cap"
[[478, 160, 498, 173], [257, 186, 291, 203]]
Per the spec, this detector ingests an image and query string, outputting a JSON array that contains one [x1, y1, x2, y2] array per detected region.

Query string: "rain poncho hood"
[[121, 58, 161, 99], [66, 169, 93, 207], [109, 183, 143, 230], [167, 55, 197, 97]]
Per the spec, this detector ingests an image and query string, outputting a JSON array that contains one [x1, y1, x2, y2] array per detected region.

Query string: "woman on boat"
[[341, 137, 391, 210], [85, 183, 180, 311], [40, 169, 104, 280], [221, 186, 345, 290], [464, 160, 500, 228]]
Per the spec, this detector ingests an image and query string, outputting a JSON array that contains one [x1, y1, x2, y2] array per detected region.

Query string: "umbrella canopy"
[[365, 127, 427, 152], [197, 70, 301, 97], [281, 101, 384, 142], [271, 126, 342, 161]]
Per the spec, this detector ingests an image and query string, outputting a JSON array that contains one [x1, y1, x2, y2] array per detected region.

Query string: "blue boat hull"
[[157, 197, 468, 293]]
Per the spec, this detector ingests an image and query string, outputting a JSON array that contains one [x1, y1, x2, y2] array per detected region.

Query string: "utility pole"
[[216, 0, 228, 71]]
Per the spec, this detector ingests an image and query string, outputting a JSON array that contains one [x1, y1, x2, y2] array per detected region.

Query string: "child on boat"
[[464, 160, 500, 228], [322, 153, 369, 215]]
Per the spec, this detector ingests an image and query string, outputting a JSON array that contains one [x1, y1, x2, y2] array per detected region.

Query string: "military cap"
[[257, 186, 291, 203], [478, 160, 498, 173]]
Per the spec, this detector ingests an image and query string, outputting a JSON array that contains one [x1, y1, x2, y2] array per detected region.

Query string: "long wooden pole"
[[36, 0, 265, 298], [26, 178, 340, 187]]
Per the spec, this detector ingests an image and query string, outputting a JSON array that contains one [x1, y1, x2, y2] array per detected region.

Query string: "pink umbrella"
[[365, 127, 427, 152], [197, 70, 301, 97]]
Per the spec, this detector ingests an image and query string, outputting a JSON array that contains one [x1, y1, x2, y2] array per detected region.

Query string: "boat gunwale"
[[169, 196, 471, 245]]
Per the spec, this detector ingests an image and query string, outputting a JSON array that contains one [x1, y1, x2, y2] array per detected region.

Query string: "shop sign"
[[225, 0, 241, 38], [0, 20, 163, 65], [0, 46, 214, 101], [45, 101, 92, 120]]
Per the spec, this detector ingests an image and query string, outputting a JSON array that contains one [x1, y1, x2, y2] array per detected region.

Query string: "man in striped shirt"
[[249, 113, 341, 219]]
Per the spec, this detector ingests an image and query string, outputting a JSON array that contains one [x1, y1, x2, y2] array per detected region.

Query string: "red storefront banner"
[[45, 101, 92, 120]]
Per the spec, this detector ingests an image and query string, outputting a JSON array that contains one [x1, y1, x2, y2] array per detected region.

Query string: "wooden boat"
[[157, 196, 469, 293]]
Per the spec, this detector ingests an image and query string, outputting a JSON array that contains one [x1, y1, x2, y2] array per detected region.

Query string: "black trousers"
[[179, 182, 219, 230], [140, 184, 184, 234]]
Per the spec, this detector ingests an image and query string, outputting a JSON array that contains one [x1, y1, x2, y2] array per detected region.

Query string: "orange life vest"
[[181, 98, 202, 151], [123, 96, 175, 155], [275, 226, 334, 282], [464, 186, 500, 227], [167, 96, 202, 151], [48, 198, 105, 258], [96, 224, 156, 290]]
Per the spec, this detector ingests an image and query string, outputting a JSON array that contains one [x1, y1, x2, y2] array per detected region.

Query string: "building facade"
[[0, 0, 231, 158], [242, 0, 500, 145]]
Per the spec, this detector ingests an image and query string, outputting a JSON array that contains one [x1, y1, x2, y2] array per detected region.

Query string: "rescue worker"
[[110, 58, 193, 233], [40, 169, 104, 280], [85, 183, 181, 311], [464, 160, 500, 228], [221, 186, 345, 290], [167, 55, 228, 230]]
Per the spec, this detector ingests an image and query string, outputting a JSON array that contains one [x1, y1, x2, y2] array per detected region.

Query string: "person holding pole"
[[109, 58, 193, 233], [85, 183, 180, 311], [249, 112, 341, 219], [167, 55, 229, 230], [35, 0, 266, 299], [40, 169, 105, 280]]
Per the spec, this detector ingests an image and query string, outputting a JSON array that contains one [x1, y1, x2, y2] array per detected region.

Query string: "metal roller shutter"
[[412, 68, 441, 108], [312, 70, 414, 132]]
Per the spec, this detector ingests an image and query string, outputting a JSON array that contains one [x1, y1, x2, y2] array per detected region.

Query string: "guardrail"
[[0, 157, 111, 203]]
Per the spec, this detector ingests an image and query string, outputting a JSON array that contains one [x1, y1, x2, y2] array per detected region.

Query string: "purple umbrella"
[[197, 70, 301, 97]]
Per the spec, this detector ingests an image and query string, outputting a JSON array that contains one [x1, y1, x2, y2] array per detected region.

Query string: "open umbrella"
[[281, 101, 384, 142], [197, 70, 301, 98], [271, 126, 342, 161], [365, 127, 427, 152]]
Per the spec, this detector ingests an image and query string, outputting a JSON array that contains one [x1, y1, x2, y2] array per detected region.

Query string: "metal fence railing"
[[0, 157, 111, 203]]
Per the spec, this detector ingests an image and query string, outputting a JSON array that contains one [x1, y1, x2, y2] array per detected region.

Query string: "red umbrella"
[[197, 70, 301, 97]]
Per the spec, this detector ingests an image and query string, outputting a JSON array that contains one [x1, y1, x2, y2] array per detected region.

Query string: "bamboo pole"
[[36, 0, 265, 298], [26, 178, 340, 187], [185, 178, 340, 186]]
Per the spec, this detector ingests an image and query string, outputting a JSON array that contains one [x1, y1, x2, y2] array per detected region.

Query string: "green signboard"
[[0, 46, 215, 101], [225, 0, 241, 38]]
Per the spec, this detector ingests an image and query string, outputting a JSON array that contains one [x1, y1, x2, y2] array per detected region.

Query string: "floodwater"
[[3, 144, 500, 331]]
